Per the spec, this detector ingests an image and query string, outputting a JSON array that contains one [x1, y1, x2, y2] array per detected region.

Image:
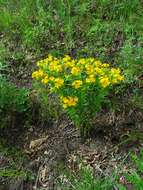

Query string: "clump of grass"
[[0, 144, 31, 183], [124, 151, 143, 189], [59, 164, 117, 190]]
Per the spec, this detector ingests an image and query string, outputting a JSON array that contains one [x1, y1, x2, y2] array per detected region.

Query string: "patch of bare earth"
[[14, 109, 143, 190]]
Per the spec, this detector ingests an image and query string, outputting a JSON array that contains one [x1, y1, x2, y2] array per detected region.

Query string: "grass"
[[0, 144, 28, 179], [0, 0, 142, 88], [59, 150, 143, 190], [59, 164, 122, 190]]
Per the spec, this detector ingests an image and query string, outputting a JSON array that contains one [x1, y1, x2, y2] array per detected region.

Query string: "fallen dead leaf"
[[29, 135, 48, 149]]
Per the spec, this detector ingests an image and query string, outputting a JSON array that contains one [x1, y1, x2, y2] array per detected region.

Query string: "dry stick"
[[33, 166, 41, 190], [63, 142, 70, 156]]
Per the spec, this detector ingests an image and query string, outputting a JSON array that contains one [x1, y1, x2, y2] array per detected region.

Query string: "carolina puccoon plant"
[[32, 54, 124, 136]]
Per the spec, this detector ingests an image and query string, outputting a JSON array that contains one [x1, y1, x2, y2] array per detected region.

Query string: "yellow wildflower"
[[32, 69, 45, 79], [68, 97, 78, 106], [85, 64, 95, 74], [56, 64, 63, 72], [64, 60, 75, 68], [54, 78, 64, 88], [61, 96, 78, 108], [32, 71, 39, 79], [95, 67, 104, 75], [94, 60, 102, 67], [71, 66, 80, 75], [100, 77, 110, 88], [78, 58, 86, 65], [41, 76, 49, 84], [102, 63, 110, 67], [49, 61, 62, 72], [72, 80, 83, 89], [38, 69, 44, 77], [117, 75, 124, 81], [47, 54, 53, 62], [86, 75, 96, 83], [49, 76, 55, 81], [111, 75, 124, 84], [62, 97, 69, 104], [111, 68, 121, 75], [49, 63, 55, 71], [110, 68, 124, 84], [63, 55, 71, 62]]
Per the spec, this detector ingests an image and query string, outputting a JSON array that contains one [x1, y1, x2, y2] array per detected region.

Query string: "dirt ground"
[[1, 107, 143, 190]]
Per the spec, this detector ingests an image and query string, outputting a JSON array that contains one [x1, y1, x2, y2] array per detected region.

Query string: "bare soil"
[[1, 107, 143, 190]]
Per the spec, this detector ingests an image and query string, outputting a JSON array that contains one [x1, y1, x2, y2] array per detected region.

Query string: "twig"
[[33, 166, 41, 190]]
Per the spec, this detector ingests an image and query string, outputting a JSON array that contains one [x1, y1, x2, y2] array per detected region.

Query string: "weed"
[[0, 78, 29, 128], [32, 55, 124, 136]]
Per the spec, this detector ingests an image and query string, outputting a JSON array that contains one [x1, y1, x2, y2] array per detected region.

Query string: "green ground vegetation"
[[0, 0, 142, 110], [59, 151, 143, 190], [0, 0, 143, 189]]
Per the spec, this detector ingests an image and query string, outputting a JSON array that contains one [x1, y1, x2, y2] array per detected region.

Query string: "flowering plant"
[[32, 55, 124, 136]]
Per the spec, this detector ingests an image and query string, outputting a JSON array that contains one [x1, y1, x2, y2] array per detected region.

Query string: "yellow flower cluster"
[[32, 54, 124, 108], [60, 96, 78, 109], [32, 69, 45, 80]]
